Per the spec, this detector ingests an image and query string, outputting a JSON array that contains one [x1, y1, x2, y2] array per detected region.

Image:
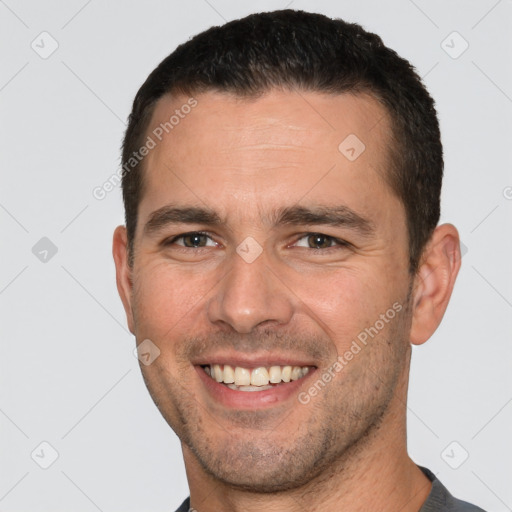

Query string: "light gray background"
[[1, 1, 511, 511]]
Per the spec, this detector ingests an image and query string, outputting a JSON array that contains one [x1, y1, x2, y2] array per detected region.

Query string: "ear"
[[112, 225, 135, 334], [410, 223, 461, 345]]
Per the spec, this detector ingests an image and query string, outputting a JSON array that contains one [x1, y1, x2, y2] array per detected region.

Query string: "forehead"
[[139, 89, 397, 224]]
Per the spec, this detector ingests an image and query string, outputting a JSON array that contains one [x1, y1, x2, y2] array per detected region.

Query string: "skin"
[[113, 89, 461, 511]]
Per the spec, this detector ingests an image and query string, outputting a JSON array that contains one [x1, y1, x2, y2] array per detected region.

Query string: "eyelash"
[[163, 231, 350, 251], [164, 231, 218, 248]]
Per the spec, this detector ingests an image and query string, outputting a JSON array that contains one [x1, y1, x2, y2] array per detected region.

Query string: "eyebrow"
[[143, 204, 375, 237], [144, 205, 222, 235], [272, 205, 375, 236]]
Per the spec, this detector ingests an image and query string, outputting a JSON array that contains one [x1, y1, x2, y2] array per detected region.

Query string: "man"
[[112, 9, 485, 511]]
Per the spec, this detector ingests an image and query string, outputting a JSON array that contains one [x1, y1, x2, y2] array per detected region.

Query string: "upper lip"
[[191, 352, 317, 369]]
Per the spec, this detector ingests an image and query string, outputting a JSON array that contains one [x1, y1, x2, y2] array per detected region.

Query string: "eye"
[[166, 231, 218, 248], [294, 233, 348, 250]]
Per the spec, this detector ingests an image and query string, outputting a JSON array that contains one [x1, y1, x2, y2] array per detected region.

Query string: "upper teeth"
[[205, 364, 310, 386]]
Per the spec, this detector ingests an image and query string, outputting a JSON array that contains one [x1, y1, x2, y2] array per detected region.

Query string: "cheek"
[[284, 268, 376, 332], [131, 262, 214, 341], [288, 264, 404, 344], [131, 252, 406, 349]]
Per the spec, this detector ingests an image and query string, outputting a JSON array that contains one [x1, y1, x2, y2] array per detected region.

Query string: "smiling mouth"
[[201, 364, 313, 391]]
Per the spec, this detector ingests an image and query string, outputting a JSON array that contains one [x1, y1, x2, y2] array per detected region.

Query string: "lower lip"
[[195, 366, 316, 409]]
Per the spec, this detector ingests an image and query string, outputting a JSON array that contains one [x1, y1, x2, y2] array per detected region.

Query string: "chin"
[[185, 431, 335, 493]]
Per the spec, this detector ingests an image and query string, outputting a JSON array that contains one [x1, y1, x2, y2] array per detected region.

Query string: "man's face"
[[121, 90, 414, 491]]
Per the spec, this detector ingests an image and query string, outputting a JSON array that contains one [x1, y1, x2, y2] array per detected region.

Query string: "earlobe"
[[112, 225, 135, 334], [409, 224, 461, 346]]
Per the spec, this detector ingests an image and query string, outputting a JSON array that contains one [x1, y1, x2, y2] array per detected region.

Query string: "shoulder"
[[419, 467, 487, 512], [174, 497, 190, 512], [175, 470, 487, 512]]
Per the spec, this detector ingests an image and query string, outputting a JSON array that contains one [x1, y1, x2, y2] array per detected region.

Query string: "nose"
[[206, 247, 294, 333]]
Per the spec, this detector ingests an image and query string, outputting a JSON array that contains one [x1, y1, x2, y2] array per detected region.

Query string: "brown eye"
[[293, 233, 349, 251], [169, 232, 216, 248], [182, 233, 208, 247], [307, 234, 335, 249]]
